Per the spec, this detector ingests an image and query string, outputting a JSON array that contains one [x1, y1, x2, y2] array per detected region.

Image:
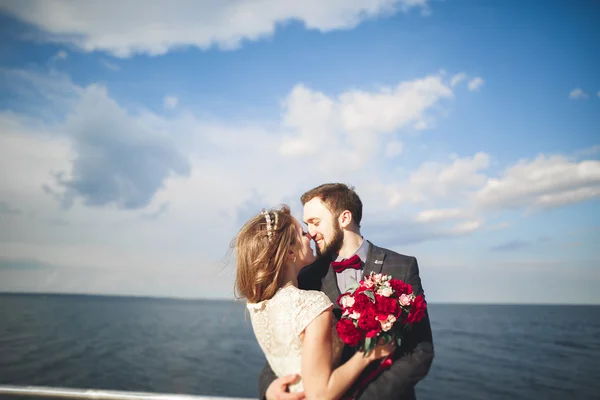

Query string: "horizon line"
[[1, 291, 598, 306]]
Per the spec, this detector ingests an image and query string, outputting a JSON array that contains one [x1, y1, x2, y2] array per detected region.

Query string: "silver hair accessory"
[[273, 210, 279, 231], [261, 209, 279, 242]]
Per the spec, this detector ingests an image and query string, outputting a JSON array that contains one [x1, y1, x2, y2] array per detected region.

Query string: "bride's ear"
[[287, 249, 298, 264]]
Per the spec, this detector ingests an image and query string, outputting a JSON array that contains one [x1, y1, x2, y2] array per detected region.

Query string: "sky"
[[0, 0, 598, 304]]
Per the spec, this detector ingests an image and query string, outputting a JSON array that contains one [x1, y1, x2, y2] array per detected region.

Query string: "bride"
[[233, 205, 394, 400]]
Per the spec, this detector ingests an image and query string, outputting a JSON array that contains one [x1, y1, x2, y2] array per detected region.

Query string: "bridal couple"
[[233, 183, 434, 400]]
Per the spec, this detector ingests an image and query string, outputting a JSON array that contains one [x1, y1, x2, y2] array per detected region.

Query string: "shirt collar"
[[334, 237, 369, 263]]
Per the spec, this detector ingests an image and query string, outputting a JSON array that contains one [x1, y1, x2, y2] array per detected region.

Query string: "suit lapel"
[[322, 266, 341, 310], [362, 241, 386, 278]]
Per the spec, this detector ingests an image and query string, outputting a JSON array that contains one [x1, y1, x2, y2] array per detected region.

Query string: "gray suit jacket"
[[258, 241, 434, 400]]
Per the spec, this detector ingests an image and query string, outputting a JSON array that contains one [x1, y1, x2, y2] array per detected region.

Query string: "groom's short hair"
[[300, 183, 363, 228]]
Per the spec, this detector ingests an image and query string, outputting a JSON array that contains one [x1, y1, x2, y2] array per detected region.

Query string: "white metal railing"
[[0, 385, 256, 400]]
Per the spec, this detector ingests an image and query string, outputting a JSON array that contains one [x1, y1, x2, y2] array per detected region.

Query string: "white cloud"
[[280, 73, 456, 170], [436, 152, 490, 186], [0, 113, 71, 202], [48, 85, 191, 210], [362, 152, 493, 244], [386, 152, 490, 207], [534, 187, 600, 209], [450, 72, 466, 87], [0, 111, 238, 280], [569, 88, 588, 100], [450, 219, 482, 234], [0, 67, 482, 281], [0, 0, 428, 58], [385, 140, 404, 158], [100, 59, 120, 71], [2, 66, 598, 300], [338, 76, 453, 133], [163, 95, 179, 109], [572, 144, 600, 159], [52, 50, 68, 61], [1, 67, 82, 109], [467, 77, 484, 92], [451, 73, 483, 92], [476, 154, 600, 210], [379, 149, 600, 241], [414, 208, 467, 223]]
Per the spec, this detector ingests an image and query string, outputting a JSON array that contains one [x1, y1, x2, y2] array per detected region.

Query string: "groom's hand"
[[265, 374, 305, 400]]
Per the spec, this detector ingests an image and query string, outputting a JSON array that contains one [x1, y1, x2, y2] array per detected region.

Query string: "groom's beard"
[[317, 223, 344, 260]]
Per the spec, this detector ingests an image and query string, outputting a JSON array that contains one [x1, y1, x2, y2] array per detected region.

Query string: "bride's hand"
[[363, 340, 396, 361]]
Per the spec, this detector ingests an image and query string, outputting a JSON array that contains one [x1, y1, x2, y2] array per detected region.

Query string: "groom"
[[258, 183, 434, 400]]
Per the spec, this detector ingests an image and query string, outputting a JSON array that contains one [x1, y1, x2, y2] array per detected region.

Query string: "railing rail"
[[0, 385, 256, 400]]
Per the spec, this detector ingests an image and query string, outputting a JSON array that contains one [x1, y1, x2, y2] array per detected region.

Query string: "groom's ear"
[[338, 210, 352, 228]]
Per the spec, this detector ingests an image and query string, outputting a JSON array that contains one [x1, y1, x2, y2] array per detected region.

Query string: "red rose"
[[365, 328, 379, 338], [375, 294, 399, 317], [353, 291, 374, 312], [353, 286, 369, 299], [336, 319, 362, 346], [357, 307, 379, 331], [376, 312, 389, 322], [389, 278, 413, 295], [405, 294, 426, 324], [355, 285, 367, 293]]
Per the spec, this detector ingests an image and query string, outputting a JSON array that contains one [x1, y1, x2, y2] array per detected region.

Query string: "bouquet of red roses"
[[335, 272, 427, 399], [335, 271, 427, 353]]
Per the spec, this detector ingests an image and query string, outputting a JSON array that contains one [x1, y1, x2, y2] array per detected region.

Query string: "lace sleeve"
[[294, 291, 333, 337]]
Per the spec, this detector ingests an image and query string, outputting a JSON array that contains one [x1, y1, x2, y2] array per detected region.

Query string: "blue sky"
[[0, 0, 598, 304]]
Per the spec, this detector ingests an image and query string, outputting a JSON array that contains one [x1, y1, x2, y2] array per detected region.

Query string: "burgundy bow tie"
[[331, 254, 362, 273]]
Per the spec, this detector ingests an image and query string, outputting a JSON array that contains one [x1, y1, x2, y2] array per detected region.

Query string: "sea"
[[0, 294, 599, 400]]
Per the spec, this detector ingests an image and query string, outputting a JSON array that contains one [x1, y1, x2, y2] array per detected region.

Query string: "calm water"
[[0, 294, 599, 399]]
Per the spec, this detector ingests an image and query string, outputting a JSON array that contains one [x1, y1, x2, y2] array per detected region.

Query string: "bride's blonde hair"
[[233, 205, 298, 303]]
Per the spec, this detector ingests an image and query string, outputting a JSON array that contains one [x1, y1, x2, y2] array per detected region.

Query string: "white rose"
[[349, 311, 361, 320], [379, 314, 397, 332], [399, 294, 412, 306], [381, 320, 393, 332], [340, 295, 355, 308]]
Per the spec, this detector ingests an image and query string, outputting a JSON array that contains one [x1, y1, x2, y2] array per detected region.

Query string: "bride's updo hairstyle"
[[233, 205, 298, 303]]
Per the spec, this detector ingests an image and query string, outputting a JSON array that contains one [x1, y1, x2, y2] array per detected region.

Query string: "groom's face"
[[303, 197, 344, 259]]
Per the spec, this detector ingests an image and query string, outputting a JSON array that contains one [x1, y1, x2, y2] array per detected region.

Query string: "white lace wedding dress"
[[247, 285, 345, 393]]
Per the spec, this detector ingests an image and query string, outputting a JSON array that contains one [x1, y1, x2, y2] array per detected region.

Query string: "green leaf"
[[380, 332, 393, 344], [363, 290, 375, 303], [364, 336, 376, 356], [345, 282, 359, 295], [396, 336, 403, 347]]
